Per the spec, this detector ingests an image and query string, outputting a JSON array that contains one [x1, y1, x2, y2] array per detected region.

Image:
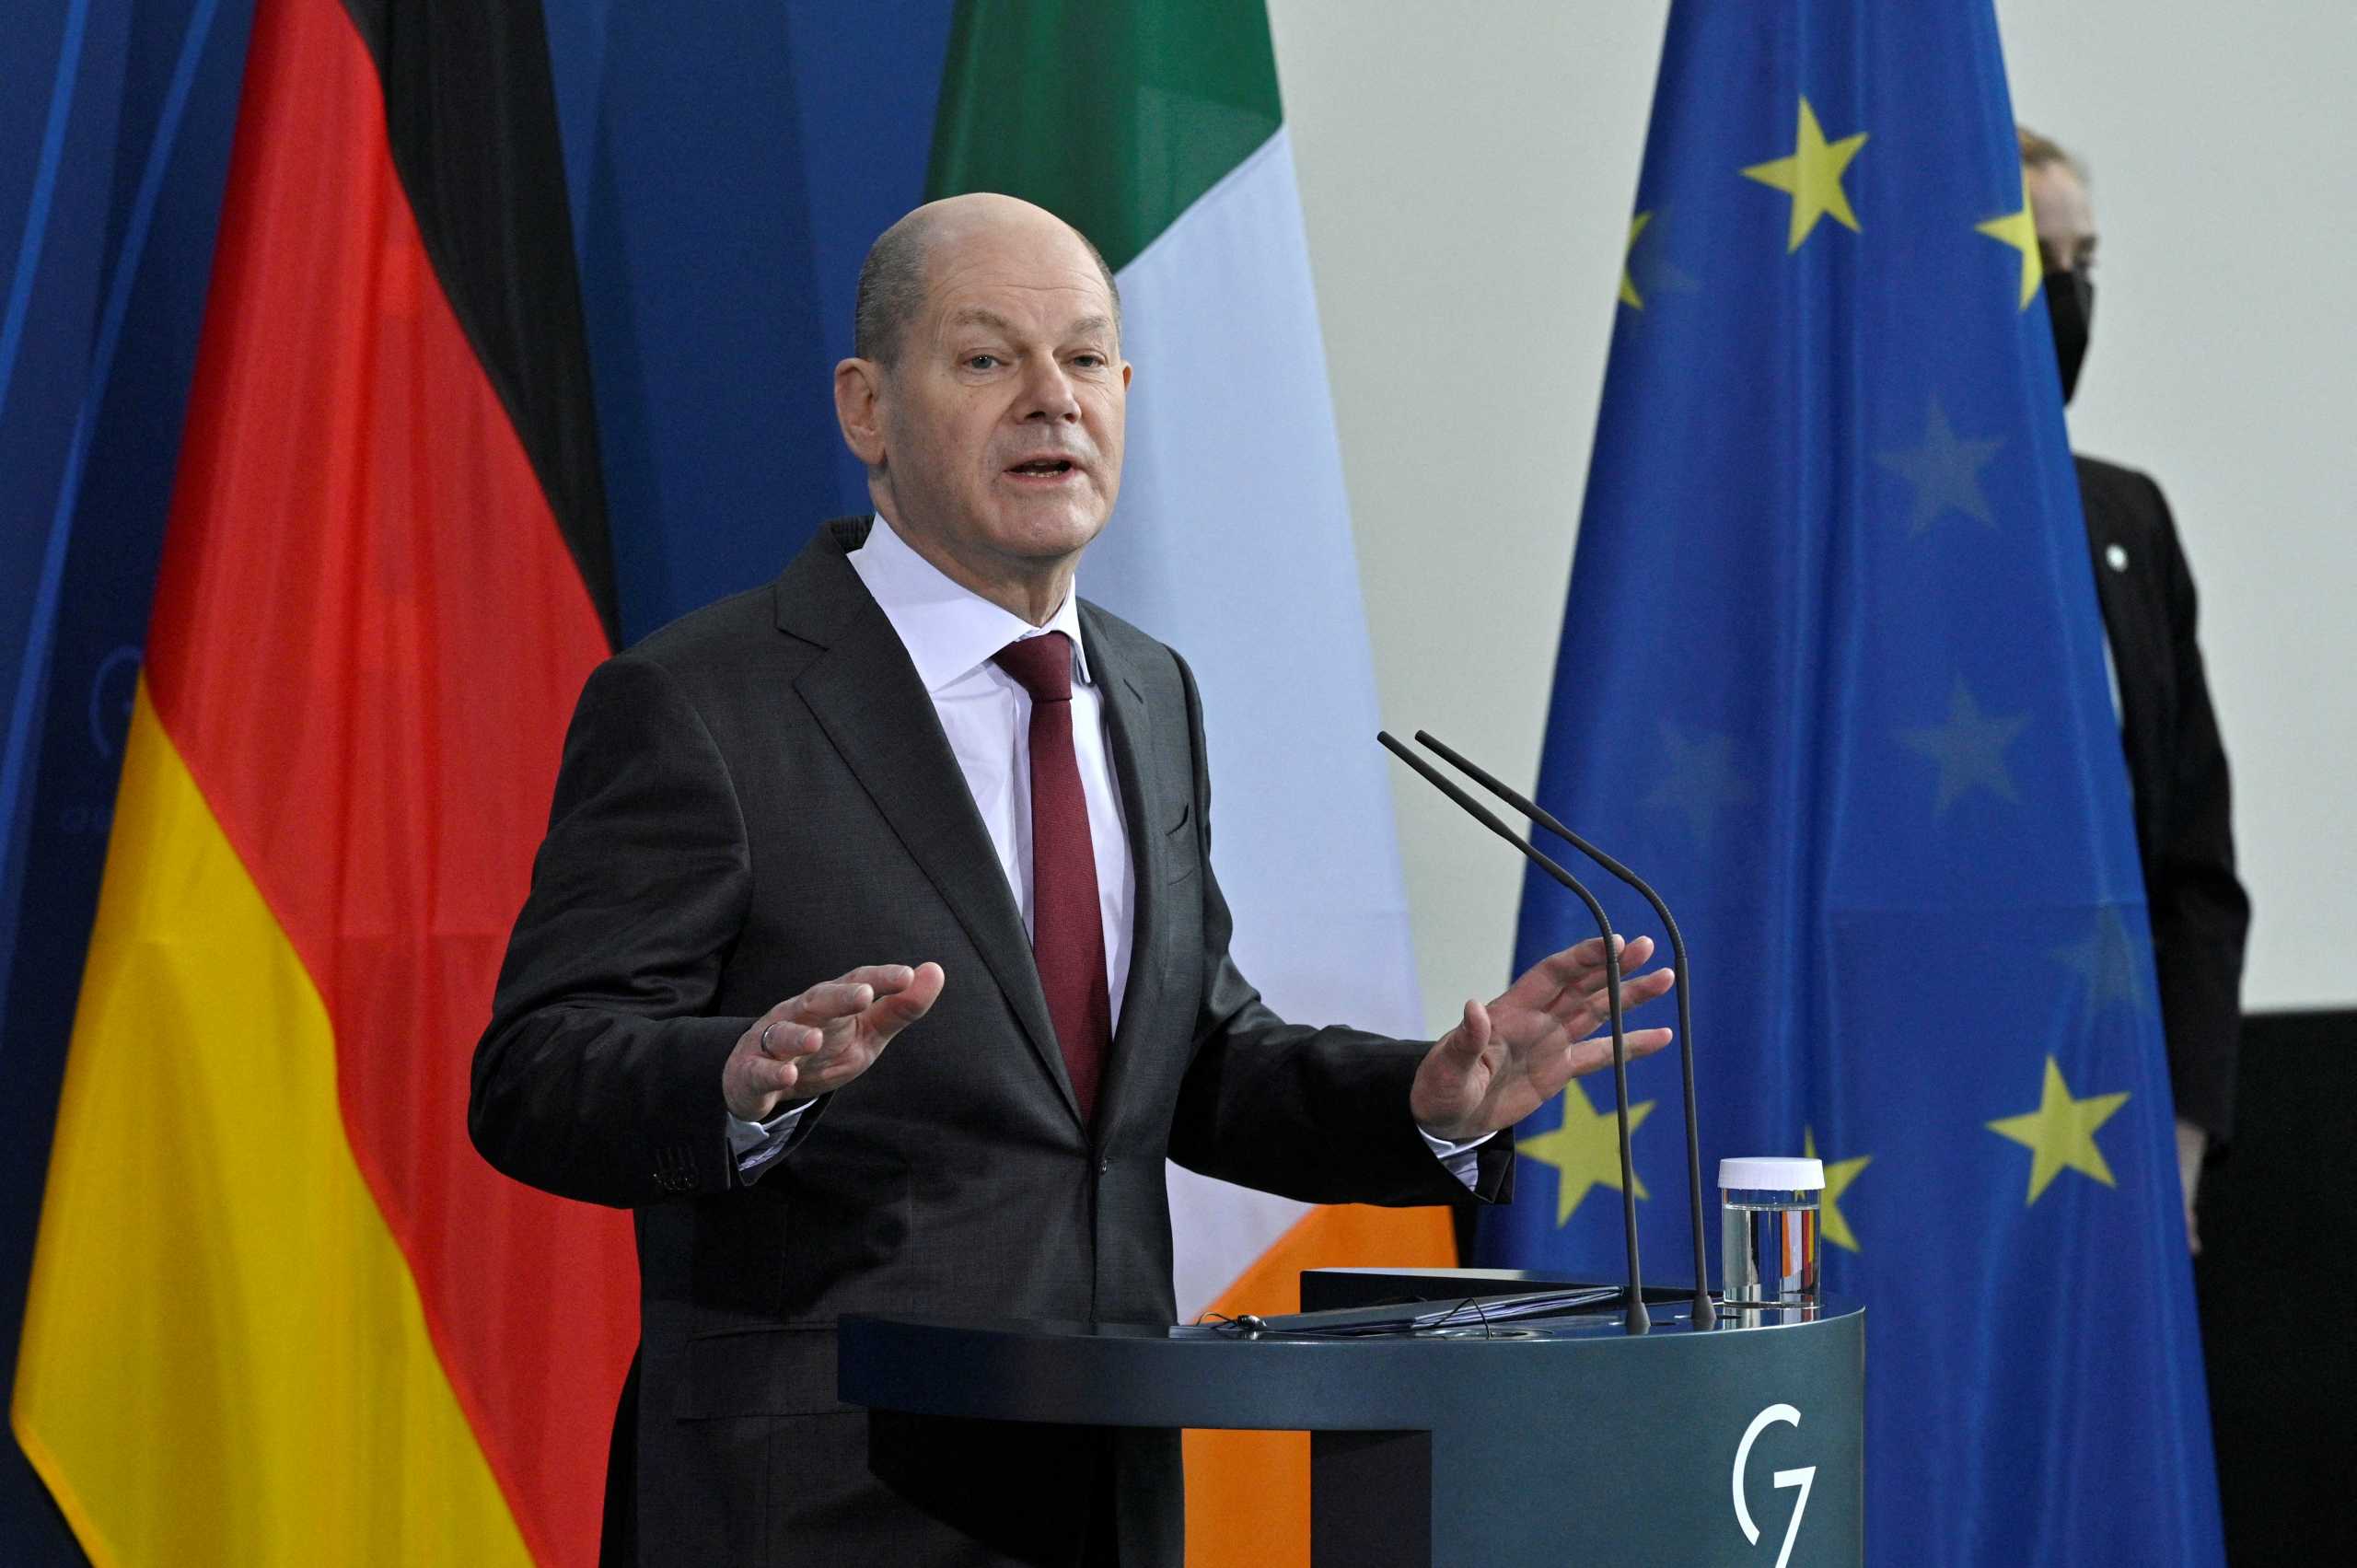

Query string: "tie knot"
[[993, 631, 1074, 703]]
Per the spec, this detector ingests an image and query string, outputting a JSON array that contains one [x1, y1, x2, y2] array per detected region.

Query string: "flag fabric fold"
[[13, 1, 634, 1563], [1482, 3, 2223, 1563]]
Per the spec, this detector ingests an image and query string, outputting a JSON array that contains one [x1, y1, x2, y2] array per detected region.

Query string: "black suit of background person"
[[470, 193, 1677, 1566], [2023, 129, 2251, 1250]]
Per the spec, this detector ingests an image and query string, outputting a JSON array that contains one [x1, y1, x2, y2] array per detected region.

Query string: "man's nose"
[[1019, 359, 1082, 422]]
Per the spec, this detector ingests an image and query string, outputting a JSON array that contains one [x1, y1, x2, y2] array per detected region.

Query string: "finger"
[[1451, 996, 1492, 1060], [1558, 934, 1620, 969], [1561, 1026, 1674, 1079], [752, 1055, 804, 1096], [1563, 932, 1644, 970], [1495, 944, 1597, 1012], [1552, 935, 1655, 993], [794, 979, 878, 1022], [1573, 965, 1675, 1023], [867, 961, 946, 1036], [837, 962, 918, 995], [1508, 934, 1643, 1014], [1544, 936, 1641, 1015], [1618, 965, 1677, 1005], [760, 1021, 823, 1059], [1614, 934, 1656, 971]]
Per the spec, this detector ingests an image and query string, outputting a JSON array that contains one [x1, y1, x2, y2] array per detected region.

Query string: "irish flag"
[[931, 5, 1453, 1562], [11, 1, 634, 1563]]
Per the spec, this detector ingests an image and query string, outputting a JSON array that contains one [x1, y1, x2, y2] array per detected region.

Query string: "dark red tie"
[[993, 632, 1111, 1121]]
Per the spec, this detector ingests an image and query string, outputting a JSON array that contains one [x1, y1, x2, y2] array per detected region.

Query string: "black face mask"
[[2046, 269, 2095, 404]]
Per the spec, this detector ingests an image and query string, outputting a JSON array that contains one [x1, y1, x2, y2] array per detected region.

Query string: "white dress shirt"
[[848, 511, 1137, 1020], [729, 516, 1482, 1184]]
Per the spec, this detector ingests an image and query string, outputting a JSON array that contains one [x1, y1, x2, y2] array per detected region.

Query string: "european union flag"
[[1476, 4, 2224, 1562]]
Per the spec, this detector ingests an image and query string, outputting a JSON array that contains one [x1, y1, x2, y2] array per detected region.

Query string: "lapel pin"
[[2105, 543, 2130, 573]]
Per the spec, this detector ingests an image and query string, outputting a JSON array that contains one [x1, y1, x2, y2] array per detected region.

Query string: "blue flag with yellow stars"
[[1476, 4, 2225, 1563]]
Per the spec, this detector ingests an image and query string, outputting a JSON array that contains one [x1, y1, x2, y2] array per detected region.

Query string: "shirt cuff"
[[1418, 1125, 1495, 1191], [726, 1101, 811, 1175]]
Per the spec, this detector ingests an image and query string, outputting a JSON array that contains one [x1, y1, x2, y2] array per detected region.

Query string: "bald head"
[[853, 194, 1122, 371], [831, 192, 1132, 624]]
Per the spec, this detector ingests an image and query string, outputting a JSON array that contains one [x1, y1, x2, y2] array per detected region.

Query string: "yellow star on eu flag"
[[1741, 97, 1868, 252], [1519, 1081, 1653, 1225], [1986, 1056, 2131, 1204], [1803, 1126, 1872, 1252], [1975, 193, 2045, 309], [1620, 211, 1653, 308]]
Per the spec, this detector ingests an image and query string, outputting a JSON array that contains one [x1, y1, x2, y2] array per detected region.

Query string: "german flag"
[[11, 1, 633, 1563]]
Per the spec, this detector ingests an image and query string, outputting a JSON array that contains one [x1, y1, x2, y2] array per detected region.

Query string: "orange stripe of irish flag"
[[1183, 1204, 1456, 1568]]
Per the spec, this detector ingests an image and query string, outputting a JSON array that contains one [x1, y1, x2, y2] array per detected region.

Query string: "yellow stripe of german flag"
[[11, 684, 530, 1567]]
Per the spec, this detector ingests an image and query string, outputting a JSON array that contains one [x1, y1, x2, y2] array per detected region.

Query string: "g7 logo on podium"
[[1733, 1402, 1816, 1568]]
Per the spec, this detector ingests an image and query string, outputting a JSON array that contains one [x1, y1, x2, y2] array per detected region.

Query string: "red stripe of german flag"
[[13, 1, 632, 1562]]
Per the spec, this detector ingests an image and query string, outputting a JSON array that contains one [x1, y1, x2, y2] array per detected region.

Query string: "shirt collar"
[[850, 513, 1093, 694]]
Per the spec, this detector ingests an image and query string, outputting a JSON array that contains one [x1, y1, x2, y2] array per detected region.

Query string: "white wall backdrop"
[[1266, 0, 2356, 1024]]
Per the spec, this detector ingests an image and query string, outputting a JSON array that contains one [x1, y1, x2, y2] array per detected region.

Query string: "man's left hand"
[[1409, 934, 1676, 1143]]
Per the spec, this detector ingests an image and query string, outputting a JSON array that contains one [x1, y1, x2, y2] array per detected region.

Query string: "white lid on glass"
[[1719, 1156, 1825, 1191]]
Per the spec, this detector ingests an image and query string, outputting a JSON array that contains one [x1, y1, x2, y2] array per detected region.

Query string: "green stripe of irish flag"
[[929, 0, 1283, 271]]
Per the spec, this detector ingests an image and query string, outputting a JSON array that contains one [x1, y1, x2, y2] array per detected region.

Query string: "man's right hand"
[[722, 962, 946, 1122]]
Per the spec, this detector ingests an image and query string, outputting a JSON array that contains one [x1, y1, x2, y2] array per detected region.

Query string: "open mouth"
[[1004, 459, 1077, 479]]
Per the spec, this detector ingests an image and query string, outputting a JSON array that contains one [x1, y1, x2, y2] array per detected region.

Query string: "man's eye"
[[965, 354, 1000, 370], [1072, 354, 1104, 369]]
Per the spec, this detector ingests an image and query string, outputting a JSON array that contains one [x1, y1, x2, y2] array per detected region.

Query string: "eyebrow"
[[946, 307, 1115, 343], [946, 307, 1017, 336]]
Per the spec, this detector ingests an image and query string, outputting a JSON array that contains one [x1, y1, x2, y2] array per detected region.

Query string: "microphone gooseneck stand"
[[1377, 731, 1649, 1334], [1412, 730, 1714, 1330]]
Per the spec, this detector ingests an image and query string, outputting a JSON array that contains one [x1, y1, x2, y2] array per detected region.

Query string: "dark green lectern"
[[841, 1267, 1864, 1566]]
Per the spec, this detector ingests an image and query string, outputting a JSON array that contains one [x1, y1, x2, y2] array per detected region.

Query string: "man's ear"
[[834, 358, 887, 466]]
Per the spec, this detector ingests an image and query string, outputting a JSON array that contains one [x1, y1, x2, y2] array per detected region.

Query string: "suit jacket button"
[[1098, 1157, 1111, 1176]]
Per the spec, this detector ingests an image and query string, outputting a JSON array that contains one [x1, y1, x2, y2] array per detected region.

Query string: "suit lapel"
[[2076, 469, 2154, 751], [2080, 482, 2131, 662], [779, 524, 1077, 1124], [1085, 605, 1172, 1132], [2073, 466, 2165, 848]]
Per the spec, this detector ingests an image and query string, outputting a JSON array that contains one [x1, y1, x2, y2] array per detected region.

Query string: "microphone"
[[1377, 731, 1650, 1334], [1412, 730, 1713, 1330]]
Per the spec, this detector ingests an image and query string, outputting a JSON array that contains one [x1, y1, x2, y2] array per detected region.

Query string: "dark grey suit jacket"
[[471, 518, 1510, 1566], [2076, 456, 2250, 1141]]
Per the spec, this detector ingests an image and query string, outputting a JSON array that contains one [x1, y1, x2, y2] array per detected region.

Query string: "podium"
[[841, 1268, 1863, 1566]]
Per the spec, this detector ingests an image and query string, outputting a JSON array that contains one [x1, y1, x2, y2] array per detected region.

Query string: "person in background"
[[2021, 127, 2251, 1253]]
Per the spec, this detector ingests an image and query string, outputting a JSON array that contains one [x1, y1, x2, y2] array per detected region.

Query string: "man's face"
[[2026, 160, 2097, 277], [868, 214, 1129, 586]]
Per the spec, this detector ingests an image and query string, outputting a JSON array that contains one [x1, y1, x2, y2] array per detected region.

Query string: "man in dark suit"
[[2021, 130, 2251, 1253], [470, 193, 1675, 1566]]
